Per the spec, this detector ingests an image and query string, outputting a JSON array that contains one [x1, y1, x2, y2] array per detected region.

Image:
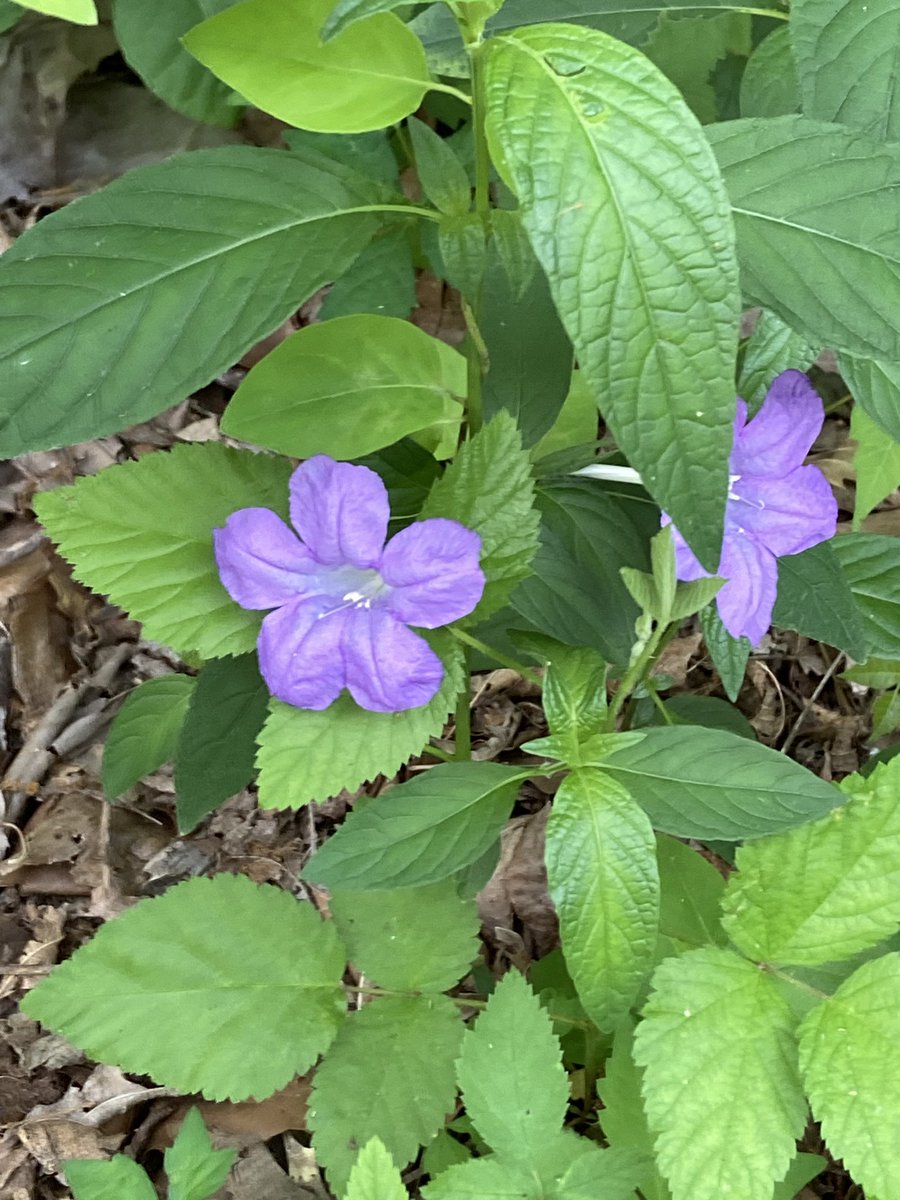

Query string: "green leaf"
[[111, 0, 242, 126], [35, 443, 292, 659], [323, 0, 412, 39], [22, 874, 346, 1100], [600, 725, 840, 840], [708, 115, 900, 360], [408, 118, 472, 217], [423, 1156, 546, 1199], [531, 370, 598, 462], [721, 757, 900, 966], [421, 412, 540, 620], [345, 1138, 408, 1200], [832, 532, 900, 657], [739, 27, 798, 118], [656, 834, 727, 949], [222, 315, 465, 461], [737, 309, 817, 413], [485, 25, 739, 569], [545, 770, 659, 1030], [174, 654, 269, 833], [634, 947, 807, 1200], [255, 633, 463, 809], [798, 952, 900, 1199], [0, 146, 387, 456], [0, 1, 22, 31], [643, 11, 751, 125], [435, 214, 487, 304], [597, 1022, 671, 1200], [184, 0, 431, 134], [456, 972, 568, 1158], [320, 227, 416, 320], [11, 0, 96, 22], [303, 761, 525, 889], [851, 403, 900, 527], [330, 880, 479, 992], [66, 1157, 156, 1200], [658, 693, 755, 740], [840, 352, 900, 442], [792, 0, 900, 139], [772, 541, 869, 659], [538, 641, 608, 746], [422, 1130, 471, 1179], [102, 675, 196, 800], [283, 127, 400, 185], [842, 655, 900, 688], [772, 1155, 827, 1200], [872, 687, 900, 738], [699, 603, 750, 702], [310, 995, 462, 1192], [166, 1108, 236, 1200]]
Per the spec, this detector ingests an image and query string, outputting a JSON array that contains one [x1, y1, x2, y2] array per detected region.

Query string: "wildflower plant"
[[3, 0, 900, 1197]]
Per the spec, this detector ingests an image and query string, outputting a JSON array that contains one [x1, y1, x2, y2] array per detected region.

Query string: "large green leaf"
[[708, 115, 900, 360], [11, 0, 96, 21], [840, 352, 900, 441], [643, 11, 751, 125], [851, 404, 900, 526], [255, 633, 463, 809], [165, 1108, 236, 1200], [737, 309, 817, 412], [102, 674, 196, 800], [303, 761, 525, 889], [22, 874, 346, 1100], [184, 0, 431, 134], [798, 953, 900, 1199], [112, 0, 241, 126], [722, 758, 900, 965], [65, 1158, 155, 1200], [772, 542, 868, 659], [545, 769, 659, 1030], [656, 834, 727, 950], [0, 146, 388, 456], [345, 1139, 408, 1200], [791, 0, 900, 139], [600, 725, 840, 839], [597, 1021, 671, 1200], [35, 443, 292, 659], [739, 27, 799, 118], [222, 315, 465, 461], [309, 995, 462, 1192], [634, 948, 807, 1200], [320, 225, 416, 321], [485, 24, 739, 569], [832, 532, 900, 657]]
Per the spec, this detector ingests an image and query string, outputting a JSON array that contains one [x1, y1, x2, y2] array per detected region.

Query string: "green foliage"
[[621, 526, 723, 625], [165, 1108, 236, 1200], [840, 352, 900, 441], [303, 761, 525, 889], [739, 27, 798, 118], [597, 1021, 671, 1200], [654, 694, 755, 740], [323, 0, 413, 40], [656, 835, 727, 951], [737, 309, 816, 411], [535, 641, 607, 750], [722, 758, 900, 965], [851, 404, 900, 527], [255, 635, 464, 809], [184, 0, 431, 133], [35, 443, 292, 659], [485, 24, 738, 569], [643, 11, 750, 125], [223, 315, 464, 461], [0, 1, 21, 31], [772, 542, 868, 659], [309, 995, 462, 1192], [65, 1157, 156, 1200], [408, 118, 472, 216], [344, 1138, 408, 1200], [11, 0, 96, 21], [832, 532, 900, 657], [22, 874, 346, 1100], [634, 948, 808, 1200], [102, 675, 196, 801], [699, 604, 750, 702], [0, 146, 387, 456], [321, 227, 416, 321], [545, 770, 659, 1030], [174, 654, 269, 833]]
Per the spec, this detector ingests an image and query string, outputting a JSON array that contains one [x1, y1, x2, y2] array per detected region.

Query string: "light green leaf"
[[485, 24, 739, 569], [174, 654, 269, 833], [310, 995, 462, 1192], [303, 761, 525, 889], [656, 834, 727, 949], [601, 725, 840, 839], [545, 770, 659, 1030], [435, 214, 487, 303], [792, 0, 900, 139], [538, 642, 608, 747], [531, 370, 598, 462], [0, 146, 387, 456], [35, 443, 292, 659], [65, 1157, 156, 1200], [832, 532, 900, 657], [644, 11, 751, 125], [738, 309, 817, 412], [722, 757, 900, 966], [872, 687, 900, 738], [323, 0, 412, 39], [11, 0, 96, 23], [798, 952, 900, 1199], [408, 118, 472, 217], [739, 27, 798, 118], [421, 411, 540, 619], [330, 880, 479, 992], [597, 1021, 671, 1200], [345, 1138, 407, 1200], [840, 352, 900, 442], [456, 972, 568, 1158], [22, 874, 346, 1100], [166, 1108, 236, 1200], [184, 0, 431, 134], [321, 226, 416, 321], [112, 0, 242, 126], [699, 603, 749, 701], [851, 403, 900, 527], [708, 115, 900, 360], [423, 1156, 543, 1199], [102, 675, 196, 800], [772, 541, 869, 659], [255, 634, 463, 809], [842, 656, 900, 688], [222, 315, 465, 461], [634, 947, 807, 1200]]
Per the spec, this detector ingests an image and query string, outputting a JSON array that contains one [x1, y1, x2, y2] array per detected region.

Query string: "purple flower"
[[214, 456, 484, 713], [664, 370, 837, 645]]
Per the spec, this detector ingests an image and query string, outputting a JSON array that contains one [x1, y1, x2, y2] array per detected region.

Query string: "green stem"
[[429, 81, 474, 106], [455, 646, 472, 760], [764, 966, 830, 1002], [605, 621, 672, 730], [346, 982, 593, 1028], [450, 626, 542, 684], [356, 203, 442, 222], [460, 36, 492, 437], [647, 684, 674, 725]]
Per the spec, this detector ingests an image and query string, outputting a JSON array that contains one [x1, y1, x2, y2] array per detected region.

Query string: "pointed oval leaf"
[[737, 309, 817, 413], [772, 542, 869, 660], [840, 352, 900, 442], [739, 27, 798, 118], [12, 0, 97, 22], [345, 1138, 408, 1200], [832, 532, 900, 656], [65, 1157, 156, 1200], [102, 674, 196, 800], [165, 1108, 236, 1200]]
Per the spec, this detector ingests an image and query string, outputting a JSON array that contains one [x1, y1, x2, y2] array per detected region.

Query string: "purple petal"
[[731, 370, 825, 479], [289, 456, 388, 569], [214, 508, 320, 610], [343, 608, 444, 712], [662, 513, 713, 581], [257, 596, 348, 710], [381, 518, 485, 628], [716, 532, 778, 646], [728, 465, 837, 558]]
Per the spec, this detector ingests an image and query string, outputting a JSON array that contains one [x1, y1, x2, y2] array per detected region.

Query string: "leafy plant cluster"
[[3, 0, 900, 1196]]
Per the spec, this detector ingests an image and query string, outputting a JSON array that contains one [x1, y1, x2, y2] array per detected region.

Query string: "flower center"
[[728, 473, 765, 510], [315, 566, 391, 620]]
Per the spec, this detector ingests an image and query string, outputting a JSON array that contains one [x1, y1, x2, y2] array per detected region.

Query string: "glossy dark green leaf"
[[699, 603, 750, 701], [832, 533, 900, 657], [321, 227, 416, 320], [772, 542, 868, 660]]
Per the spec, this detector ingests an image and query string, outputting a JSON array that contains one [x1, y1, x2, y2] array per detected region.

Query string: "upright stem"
[[455, 648, 472, 760], [605, 621, 672, 730], [462, 36, 492, 437]]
